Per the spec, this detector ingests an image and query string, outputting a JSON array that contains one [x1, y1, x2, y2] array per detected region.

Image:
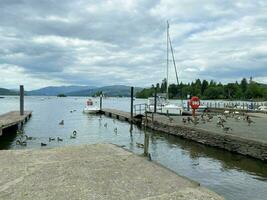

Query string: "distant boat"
[[57, 94, 67, 97], [83, 99, 100, 114]]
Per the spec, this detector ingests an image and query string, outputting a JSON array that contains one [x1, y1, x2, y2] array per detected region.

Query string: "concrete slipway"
[[0, 144, 223, 200]]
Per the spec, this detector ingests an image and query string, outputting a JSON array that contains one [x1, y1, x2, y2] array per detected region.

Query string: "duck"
[[41, 142, 47, 146], [72, 130, 77, 136], [59, 120, 64, 125], [57, 137, 63, 142]]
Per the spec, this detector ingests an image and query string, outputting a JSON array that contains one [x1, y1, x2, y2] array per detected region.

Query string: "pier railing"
[[133, 103, 148, 115]]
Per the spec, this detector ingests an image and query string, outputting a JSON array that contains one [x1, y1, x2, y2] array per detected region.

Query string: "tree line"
[[136, 78, 267, 100]]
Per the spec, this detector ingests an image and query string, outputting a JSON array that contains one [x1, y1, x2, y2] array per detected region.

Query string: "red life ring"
[[189, 96, 200, 109]]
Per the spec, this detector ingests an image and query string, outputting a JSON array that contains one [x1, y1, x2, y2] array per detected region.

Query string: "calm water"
[[0, 96, 267, 200]]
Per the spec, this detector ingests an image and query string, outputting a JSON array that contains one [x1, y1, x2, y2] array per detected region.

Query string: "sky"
[[0, 0, 267, 90]]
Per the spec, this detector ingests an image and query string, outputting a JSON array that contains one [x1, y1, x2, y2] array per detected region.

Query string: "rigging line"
[[168, 32, 179, 85], [166, 20, 169, 99], [168, 28, 184, 107]]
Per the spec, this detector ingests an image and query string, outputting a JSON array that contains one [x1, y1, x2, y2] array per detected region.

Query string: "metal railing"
[[133, 103, 148, 116]]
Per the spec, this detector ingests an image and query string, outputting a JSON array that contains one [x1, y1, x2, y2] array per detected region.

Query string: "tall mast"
[[166, 20, 169, 99]]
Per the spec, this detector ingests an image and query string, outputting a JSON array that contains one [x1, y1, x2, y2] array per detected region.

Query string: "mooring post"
[[144, 132, 149, 157], [130, 87, 134, 121], [20, 85, 24, 116], [100, 95, 103, 110], [154, 87, 157, 113]]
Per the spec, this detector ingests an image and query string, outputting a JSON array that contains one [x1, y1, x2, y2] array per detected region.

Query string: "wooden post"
[[20, 85, 24, 116], [144, 132, 149, 156], [130, 87, 134, 120], [100, 95, 103, 110], [187, 101, 190, 111], [154, 87, 157, 113]]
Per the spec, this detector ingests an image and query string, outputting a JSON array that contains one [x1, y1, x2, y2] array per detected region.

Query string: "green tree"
[[201, 80, 209, 96]]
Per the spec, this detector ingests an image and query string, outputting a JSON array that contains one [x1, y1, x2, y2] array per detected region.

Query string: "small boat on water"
[[83, 99, 100, 114]]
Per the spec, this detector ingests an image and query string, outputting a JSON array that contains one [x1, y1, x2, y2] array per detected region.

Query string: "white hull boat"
[[83, 99, 100, 114], [83, 106, 100, 114]]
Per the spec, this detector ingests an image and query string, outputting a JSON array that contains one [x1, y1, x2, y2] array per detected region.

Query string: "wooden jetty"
[[0, 111, 32, 136], [101, 108, 142, 123]]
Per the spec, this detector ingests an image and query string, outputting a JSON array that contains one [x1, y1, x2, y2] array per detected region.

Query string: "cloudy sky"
[[1, 0, 267, 90]]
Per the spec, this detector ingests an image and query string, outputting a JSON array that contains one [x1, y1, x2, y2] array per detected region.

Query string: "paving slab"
[[0, 144, 223, 200]]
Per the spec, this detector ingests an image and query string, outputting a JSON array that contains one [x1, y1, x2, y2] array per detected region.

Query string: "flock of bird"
[[15, 114, 79, 147], [179, 111, 256, 133], [16, 115, 122, 147]]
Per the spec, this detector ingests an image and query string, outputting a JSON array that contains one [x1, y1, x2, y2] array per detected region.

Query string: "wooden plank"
[[0, 111, 32, 136]]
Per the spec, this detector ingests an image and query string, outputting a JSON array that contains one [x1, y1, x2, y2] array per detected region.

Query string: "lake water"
[[0, 96, 267, 200]]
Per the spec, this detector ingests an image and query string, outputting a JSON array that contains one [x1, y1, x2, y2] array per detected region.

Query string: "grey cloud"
[[0, 0, 267, 89]]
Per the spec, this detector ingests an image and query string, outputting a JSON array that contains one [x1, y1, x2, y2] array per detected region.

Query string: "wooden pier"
[[0, 111, 32, 136], [101, 108, 142, 123]]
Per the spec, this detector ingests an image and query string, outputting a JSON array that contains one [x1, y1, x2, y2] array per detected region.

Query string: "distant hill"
[[0, 88, 18, 95], [27, 86, 95, 96], [67, 85, 143, 97]]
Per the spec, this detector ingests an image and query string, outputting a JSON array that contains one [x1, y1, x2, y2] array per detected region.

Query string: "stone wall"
[[145, 120, 267, 161]]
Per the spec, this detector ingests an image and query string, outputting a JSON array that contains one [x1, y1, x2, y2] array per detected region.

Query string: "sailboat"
[[147, 21, 184, 115]]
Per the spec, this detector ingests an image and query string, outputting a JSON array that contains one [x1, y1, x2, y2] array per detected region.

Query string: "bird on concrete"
[[70, 135, 76, 139], [221, 124, 232, 133], [59, 120, 64, 125], [187, 117, 193, 123], [246, 117, 255, 126], [168, 117, 174, 123]]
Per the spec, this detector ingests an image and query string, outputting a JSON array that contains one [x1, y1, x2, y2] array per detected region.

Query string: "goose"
[[25, 135, 33, 140], [168, 117, 174, 123], [49, 137, 55, 142], [247, 118, 255, 126], [70, 135, 76, 139], [114, 128, 118, 133], [136, 142, 144, 148], [59, 120, 64, 125], [57, 137, 63, 142], [16, 130, 23, 134], [147, 153, 152, 161], [222, 124, 232, 133]]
